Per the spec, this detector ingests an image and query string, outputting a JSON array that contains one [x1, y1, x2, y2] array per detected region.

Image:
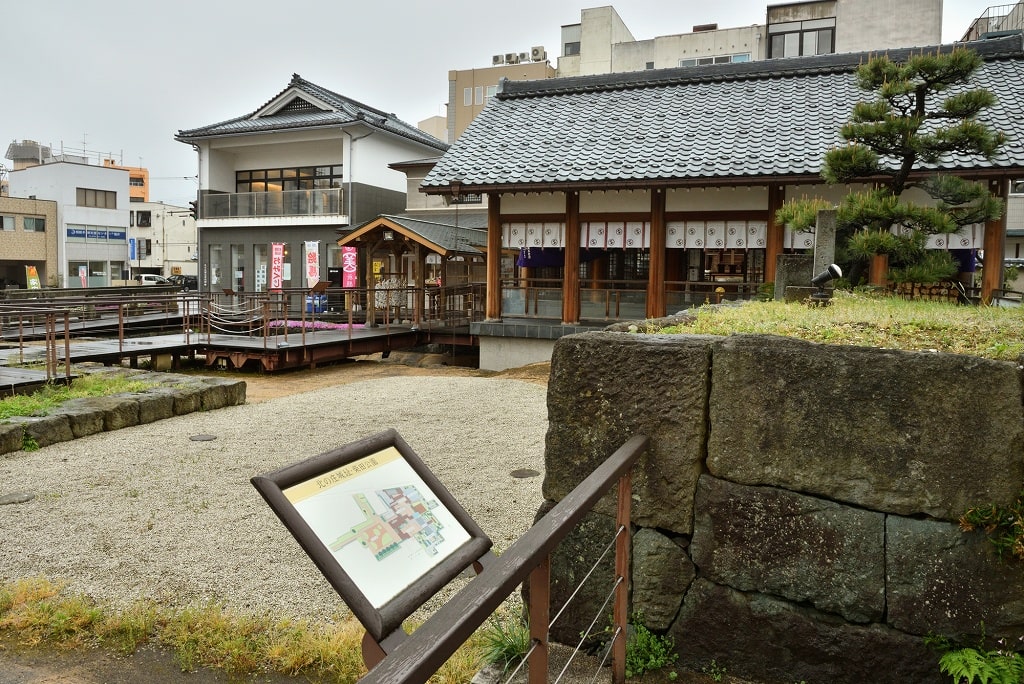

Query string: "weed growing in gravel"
[[0, 578, 485, 682], [0, 374, 154, 420], [479, 610, 531, 674]]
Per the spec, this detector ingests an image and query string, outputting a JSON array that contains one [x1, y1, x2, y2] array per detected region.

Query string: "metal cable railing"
[[360, 435, 649, 684]]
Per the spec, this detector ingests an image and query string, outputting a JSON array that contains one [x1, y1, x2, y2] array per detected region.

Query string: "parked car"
[[136, 274, 171, 285], [168, 274, 198, 291]]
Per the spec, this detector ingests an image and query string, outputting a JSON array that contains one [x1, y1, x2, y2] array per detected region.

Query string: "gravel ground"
[[0, 369, 549, 625]]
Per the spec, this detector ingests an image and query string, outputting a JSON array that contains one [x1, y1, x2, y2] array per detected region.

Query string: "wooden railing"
[[361, 435, 650, 683]]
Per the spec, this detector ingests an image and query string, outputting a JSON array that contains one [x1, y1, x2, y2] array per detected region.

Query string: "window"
[[1011, 179, 1024, 194], [23, 217, 45, 232], [485, 85, 497, 99], [1, 216, 13, 231], [645, 62, 655, 70], [768, 17, 836, 58], [236, 165, 343, 193], [464, 87, 472, 106], [132, 210, 152, 227], [76, 187, 117, 209], [564, 41, 581, 56], [679, 52, 752, 68], [474, 86, 483, 106], [129, 177, 145, 187]]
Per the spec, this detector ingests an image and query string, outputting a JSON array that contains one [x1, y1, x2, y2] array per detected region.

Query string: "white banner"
[[305, 241, 320, 287]]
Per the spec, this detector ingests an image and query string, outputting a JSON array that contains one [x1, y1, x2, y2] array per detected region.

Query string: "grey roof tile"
[[423, 36, 1024, 192], [177, 74, 446, 152]]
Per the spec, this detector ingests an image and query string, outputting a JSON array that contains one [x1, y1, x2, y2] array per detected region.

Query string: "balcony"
[[961, 4, 1024, 41], [200, 188, 344, 220]]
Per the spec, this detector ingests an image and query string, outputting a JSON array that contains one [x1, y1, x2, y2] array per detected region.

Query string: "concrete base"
[[479, 337, 557, 371]]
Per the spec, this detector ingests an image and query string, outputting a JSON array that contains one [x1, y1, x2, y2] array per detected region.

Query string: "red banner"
[[270, 243, 284, 291], [342, 246, 358, 288]]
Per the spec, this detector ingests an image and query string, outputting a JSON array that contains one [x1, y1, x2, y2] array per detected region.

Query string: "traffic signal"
[[188, 200, 199, 220]]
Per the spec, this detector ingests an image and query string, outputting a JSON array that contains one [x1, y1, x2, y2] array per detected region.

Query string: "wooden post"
[[528, 556, 550, 683], [413, 245, 425, 328], [647, 189, 667, 319], [563, 192, 581, 324], [612, 470, 632, 684], [981, 178, 1009, 305], [764, 183, 786, 284], [486, 193, 502, 320]]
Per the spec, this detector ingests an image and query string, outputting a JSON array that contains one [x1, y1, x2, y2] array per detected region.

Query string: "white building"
[[556, 1, 943, 76], [175, 73, 448, 295], [8, 160, 130, 288], [127, 201, 198, 280]]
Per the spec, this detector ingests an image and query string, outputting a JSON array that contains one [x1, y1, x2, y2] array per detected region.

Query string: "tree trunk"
[[869, 254, 889, 286]]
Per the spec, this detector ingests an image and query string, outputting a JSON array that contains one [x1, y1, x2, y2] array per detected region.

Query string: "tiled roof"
[[341, 212, 488, 255], [176, 74, 447, 152], [422, 35, 1024, 192]]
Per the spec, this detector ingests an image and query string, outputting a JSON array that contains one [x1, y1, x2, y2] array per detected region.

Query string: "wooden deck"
[[0, 286, 482, 394]]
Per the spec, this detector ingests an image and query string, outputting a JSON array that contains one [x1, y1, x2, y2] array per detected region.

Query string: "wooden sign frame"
[[251, 428, 492, 641]]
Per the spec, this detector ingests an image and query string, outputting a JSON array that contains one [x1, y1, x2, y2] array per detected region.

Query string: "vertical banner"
[[78, 265, 88, 288], [305, 241, 320, 287], [341, 246, 358, 288], [25, 266, 41, 290], [270, 243, 284, 292]]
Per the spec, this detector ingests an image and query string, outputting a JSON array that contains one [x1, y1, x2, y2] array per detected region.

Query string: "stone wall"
[[542, 332, 1024, 684], [0, 367, 246, 455]]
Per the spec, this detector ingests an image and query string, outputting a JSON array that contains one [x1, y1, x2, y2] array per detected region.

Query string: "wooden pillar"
[[563, 192, 581, 324], [981, 178, 1008, 305], [365, 240, 378, 327], [646, 188, 667, 319], [486, 193, 502, 320], [764, 183, 786, 283], [413, 245, 425, 328]]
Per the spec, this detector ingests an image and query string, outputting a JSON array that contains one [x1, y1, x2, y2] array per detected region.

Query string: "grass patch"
[[0, 372, 155, 421], [658, 292, 1024, 360], [0, 578, 486, 682]]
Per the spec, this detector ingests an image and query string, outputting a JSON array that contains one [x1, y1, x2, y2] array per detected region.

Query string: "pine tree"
[[777, 47, 1006, 285]]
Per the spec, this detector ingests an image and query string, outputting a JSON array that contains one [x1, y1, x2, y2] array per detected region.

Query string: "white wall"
[[836, 0, 941, 52]]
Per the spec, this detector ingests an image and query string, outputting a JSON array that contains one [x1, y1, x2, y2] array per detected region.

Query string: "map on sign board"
[[283, 446, 472, 608]]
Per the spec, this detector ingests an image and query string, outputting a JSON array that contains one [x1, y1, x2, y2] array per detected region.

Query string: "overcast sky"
[[1, 1, 985, 207]]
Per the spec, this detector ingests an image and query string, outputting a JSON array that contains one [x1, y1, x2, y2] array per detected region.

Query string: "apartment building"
[[0, 195, 59, 288], [8, 159, 130, 288]]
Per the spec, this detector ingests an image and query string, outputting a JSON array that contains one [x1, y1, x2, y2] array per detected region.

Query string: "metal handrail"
[[360, 434, 649, 684]]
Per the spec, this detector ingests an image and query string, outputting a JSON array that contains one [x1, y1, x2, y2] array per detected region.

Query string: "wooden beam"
[[981, 178, 1009, 305], [486, 193, 502, 320], [563, 192, 581, 324], [647, 189, 667, 318], [764, 183, 785, 283]]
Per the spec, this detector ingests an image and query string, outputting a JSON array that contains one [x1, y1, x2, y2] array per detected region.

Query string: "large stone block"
[[87, 396, 141, 431], [669, 579, 943, 684], [887, 516, 1024, 638], [707, 334, 1024, 520], [545, 332, 718, 533], [691, 475, 885, 623], [6, 415, 74, 449], [632, 528, 693, 631], [51, 402, 105, 438]]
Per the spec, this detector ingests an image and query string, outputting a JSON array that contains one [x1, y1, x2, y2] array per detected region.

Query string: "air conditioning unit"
[[505, 52, 519, 64], [492, 54, 505, 65], [518, 52, 530, 63], [531, 46, 547, 61]]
